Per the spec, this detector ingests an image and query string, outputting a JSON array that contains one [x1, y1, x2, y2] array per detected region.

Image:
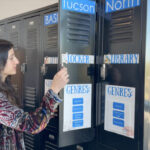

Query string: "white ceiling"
[[0, 0, 58, 20]]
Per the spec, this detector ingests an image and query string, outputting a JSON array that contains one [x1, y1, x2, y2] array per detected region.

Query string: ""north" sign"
[[105, 0, 140, 13]]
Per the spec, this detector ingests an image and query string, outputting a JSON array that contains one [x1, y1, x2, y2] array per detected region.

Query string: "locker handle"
[[49, 134, 55, 140], [76, 145, 84, 150], [100, 64, 106, 80], [41, 64, 47, 75], [87, 65, 95, 76], [21, 63, 27, 74]]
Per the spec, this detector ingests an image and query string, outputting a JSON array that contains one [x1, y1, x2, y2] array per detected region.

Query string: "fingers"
[[54, 109, 58, 117], [64, 73, 69, 83], [59, 67, 67, 73], [61, 71, 68, 78], [123, 126, 134, 137], [50, 67, 69, 93], [54, 109, 58, 113], [57, 67, 69, 80], [65, 74, 69, 78]]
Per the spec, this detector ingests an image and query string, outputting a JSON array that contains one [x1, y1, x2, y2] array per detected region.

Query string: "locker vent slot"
[[0, 28, 4, 37], [47, 25, 58, 50], [45, 141, 57, 150], [27, 28, 37, 49], [46, 118, 58, 130], [66, 12, 90, 45], [10, 32, 18, 49], [109, 9, 134, 43], [24, 87, 36, 108], [24, 133, 35, 150]]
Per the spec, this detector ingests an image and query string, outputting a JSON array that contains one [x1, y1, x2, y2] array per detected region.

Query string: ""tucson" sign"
[[62, 0, 96, 14]]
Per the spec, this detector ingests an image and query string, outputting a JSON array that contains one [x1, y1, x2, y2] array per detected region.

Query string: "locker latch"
[[41, 64, 47, 75], [100, 64, 106, 80], [76, 145, 83, 150], [87, 65, 95, 76], [49, 134, 55, 140], [21, 63, 27, 74]]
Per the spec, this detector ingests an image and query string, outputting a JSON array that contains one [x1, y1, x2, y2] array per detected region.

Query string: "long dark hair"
[[0, 39, 18, 105]]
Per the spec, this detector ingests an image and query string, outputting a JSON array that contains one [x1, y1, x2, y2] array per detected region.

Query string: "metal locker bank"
[[0, 0, 149, 150]]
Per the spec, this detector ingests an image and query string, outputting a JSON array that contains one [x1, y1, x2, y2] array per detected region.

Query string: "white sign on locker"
[[62, 53, 94, 64], [104, 54, 139, 64], [104, 85, 135, 138], [63, 84, 92, 132]]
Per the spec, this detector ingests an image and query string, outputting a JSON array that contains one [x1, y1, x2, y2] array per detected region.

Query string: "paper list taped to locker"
[[104, 85, 135, 138], [63, 84, 92, 132]]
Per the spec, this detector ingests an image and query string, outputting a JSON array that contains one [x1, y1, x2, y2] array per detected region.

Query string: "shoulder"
[[0, 92, 7, 101], [0, 92, 6, 98]]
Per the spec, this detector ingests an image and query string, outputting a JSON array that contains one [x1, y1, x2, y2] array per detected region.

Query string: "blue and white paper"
[[62, 53, 94, 64], [63, 84, 92, 132], [104, 54, 139, 64], [104, 85, 135, 138]]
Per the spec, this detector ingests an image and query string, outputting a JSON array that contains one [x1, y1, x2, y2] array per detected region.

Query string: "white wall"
[[0, 0, 58, 20]]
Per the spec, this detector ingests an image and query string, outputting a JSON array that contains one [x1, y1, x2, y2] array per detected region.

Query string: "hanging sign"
[[62, 0, 96, 14], [44, 12, 58, 26], [105, 0, 141, 13], [104, 85, 135, 138], [62, 53, 94, 64], [104, 54, 139, 64], [63, 84, 92, 132]]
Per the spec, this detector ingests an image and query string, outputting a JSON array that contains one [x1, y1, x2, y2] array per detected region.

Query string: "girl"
[[0, 39, 69, 150]]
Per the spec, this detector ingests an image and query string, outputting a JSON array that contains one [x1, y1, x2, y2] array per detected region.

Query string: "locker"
[[95, 0, 146, 150], [40, 2, 96, 148], [22, 16, 41, 109], [99, 7, 142, 149], [0, 24, 8, 40], [41, 5, 60, 150], [6, 20, 24, 107], [22, 15, 43, 150], [6, 21, 21, 50], [58, 0, 96, 147]]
